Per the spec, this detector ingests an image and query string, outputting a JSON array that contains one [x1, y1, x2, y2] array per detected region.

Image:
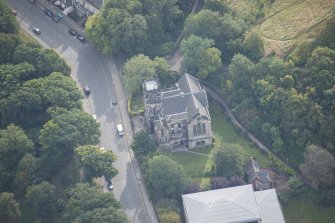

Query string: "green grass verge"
[[19, 29, 38, 44], [284, 190, 335, 223]]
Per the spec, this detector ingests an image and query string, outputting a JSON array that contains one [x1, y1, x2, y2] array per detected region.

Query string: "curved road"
[[8, 1, 157, 222]]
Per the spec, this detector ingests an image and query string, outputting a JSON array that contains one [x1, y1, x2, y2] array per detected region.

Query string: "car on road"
[[108, 181, 114, 191], [83, 85, 90, 95], [68, 29, 77, 36], [44, 8, 52, 17], [117, 124, 124, 136], [52, 16, 60, 23], [77, 35, 85, 42], [32, 27, 41, 35]]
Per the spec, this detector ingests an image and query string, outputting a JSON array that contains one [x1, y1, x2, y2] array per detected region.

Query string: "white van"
[[117, 124, 124, 136]]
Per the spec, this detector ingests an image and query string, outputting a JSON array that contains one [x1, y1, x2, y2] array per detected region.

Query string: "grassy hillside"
[[252, 0, 335, 57]]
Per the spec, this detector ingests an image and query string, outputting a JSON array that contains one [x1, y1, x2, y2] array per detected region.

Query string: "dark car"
[[52, 16, 60, 23], [44, 8, 52, 17], [68, 29, 77, 36], [83, 85, 90, 95], [33, 27, 41, 35], [77, 35, 85, 43]]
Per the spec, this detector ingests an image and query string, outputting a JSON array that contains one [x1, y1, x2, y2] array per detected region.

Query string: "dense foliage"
[[64, 183, 127, 223], [146, 155, 190, 199], [86, 0, 185, 56], [223, 47, 335, 165]]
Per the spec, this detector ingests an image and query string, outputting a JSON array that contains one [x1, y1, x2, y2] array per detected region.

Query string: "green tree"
[[211, 144, 243, 178], [0, 33, 20, 64], [0, 62, 35, 99], [74, 207, 129, 223], [159, 211, 180, 223], [204, 0, 229, 13], [243, 32, 264, 62], [1, 73, 82, 127], [123, 54, 156, 95], [147, 155, 190, 198], [75, 145, 118, 181], [154, 57, 177, 88], [0, 0, 18, 34], [14, 153, 40, 197], [181, 35, 222, 79], [13, 43, 71, 77], [0, 124, 33, 191], [64, 183, 124, 222], [130, 130, 157, 157], [86, 9, 148, 55], [300, 145, 335, 190], [0, 192, 21, 223], [39, 109, 100, 173], [25, 181, 57, 221]]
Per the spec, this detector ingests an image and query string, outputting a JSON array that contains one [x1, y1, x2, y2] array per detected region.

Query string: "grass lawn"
[[284, 190, 335, 223], [19, 29, 38, 44], [165, 151, 212, 178], [210, 101, 271, 166], [131, 94, 144, 111]]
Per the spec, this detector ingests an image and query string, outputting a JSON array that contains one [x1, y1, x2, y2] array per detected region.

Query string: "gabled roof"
[[159, 73, 210, 121], [182, 185, 285, 223], [182, 185, 261, 223], [245, 159, 272, 184]]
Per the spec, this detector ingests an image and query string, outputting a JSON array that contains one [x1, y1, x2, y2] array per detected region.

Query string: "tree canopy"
[[25, 181, 57, 221], [181, 34, 222, 79], [146, 155, 190, 198], [300, 145, 335, 190], [85, 0, 183, 56], [0, 124, 33, 191], [75, 145, 118, 181], [0, 192, 21, 223], [211, 144, 243, 178], [64, 183, 126, 222], [130, 130, 157, 157]]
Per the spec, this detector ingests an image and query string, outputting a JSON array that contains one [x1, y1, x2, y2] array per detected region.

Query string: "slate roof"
[[182, 185, 285, 223], [245, 159, 272, 184], [160, 73, 210, 122]]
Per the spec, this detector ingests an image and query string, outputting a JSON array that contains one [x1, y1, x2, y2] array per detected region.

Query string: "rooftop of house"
[[182, 185, 285, 223], [245, 159, 272, 184], [158, 73, 210, 122]]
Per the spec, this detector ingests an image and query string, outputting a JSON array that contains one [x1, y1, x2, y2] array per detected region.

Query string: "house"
[[143, 73, 212, 149], [245, 159, 273, 191], [182, 184, 286, 223]]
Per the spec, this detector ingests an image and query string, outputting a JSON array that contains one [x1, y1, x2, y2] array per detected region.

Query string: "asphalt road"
[[8, 1, 156, 222]]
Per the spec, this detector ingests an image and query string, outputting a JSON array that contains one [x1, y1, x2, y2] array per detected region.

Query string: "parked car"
[[52, 16, 60, 23], [117, 124, 124, 136], [77, 35, 85, 42], [44, 8, 52, 17], [108, 181, 114, 191], [33, 27, 41, 35], [83, 85, 90, 95], [68, 29, 77, 36]]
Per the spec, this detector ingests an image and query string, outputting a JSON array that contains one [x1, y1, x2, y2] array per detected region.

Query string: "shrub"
[[211, 177, 229, 189]]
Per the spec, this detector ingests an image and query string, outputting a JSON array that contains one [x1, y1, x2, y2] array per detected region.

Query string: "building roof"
[[182, 185, 261, 223], [160, 73, 210, 122], [255, 189, 286, 223], [182, 185, 285, 223], [144, 80, 159, 91], [245, 159, 272, 184]]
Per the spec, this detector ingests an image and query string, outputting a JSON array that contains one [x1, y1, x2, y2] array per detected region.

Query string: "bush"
[[211, 177, 229, 189], [287, 175, 304, 195], [186, 181, 200, 193]]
